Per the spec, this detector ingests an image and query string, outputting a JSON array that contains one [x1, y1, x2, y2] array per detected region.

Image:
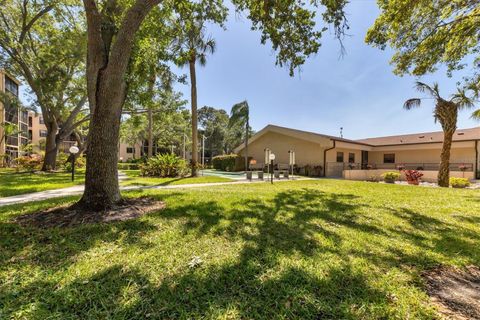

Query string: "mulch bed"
[[423, 265, 480, 319], [15, 197, 165, 228]]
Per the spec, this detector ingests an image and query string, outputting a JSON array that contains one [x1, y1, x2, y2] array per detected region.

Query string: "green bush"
[[381, 171, 400, 183], [450, 177, 470, 188], [64, 156, 86, 172], [212, 154, 248, 172], [118, 163, 140, 170], [140, 153, 189, 177], [15, 155, 42, 172]]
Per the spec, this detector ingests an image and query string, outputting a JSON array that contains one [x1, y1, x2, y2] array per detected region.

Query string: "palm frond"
[[198, 54, 207, 67], [471, 109, 480, 120], [414, 81, 439, 99], [451, 88, 476, 110], [403, 98, 422, 110], [229, 101, 249, 128]]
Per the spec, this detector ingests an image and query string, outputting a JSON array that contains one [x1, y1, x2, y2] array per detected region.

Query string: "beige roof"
[[234, 124, 372, 153], [235, 125, 480, 153], [356, 127, 480, 146]]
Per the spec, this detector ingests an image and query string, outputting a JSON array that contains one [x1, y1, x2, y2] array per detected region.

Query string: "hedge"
[[118, 163, 140, 170], [212, 154, 251, 172]]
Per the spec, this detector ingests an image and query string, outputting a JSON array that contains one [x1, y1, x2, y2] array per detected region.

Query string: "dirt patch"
[[423, 265, 480, 319], [15, 197, 165, 228]]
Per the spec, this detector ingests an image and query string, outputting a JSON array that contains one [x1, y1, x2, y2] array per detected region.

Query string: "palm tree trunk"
[[189, 59, 198, 177], [245, 118, 249, 171], [147, 69, 155, 158], [147, 107, 153, 158], [438, 129, 455, 187]]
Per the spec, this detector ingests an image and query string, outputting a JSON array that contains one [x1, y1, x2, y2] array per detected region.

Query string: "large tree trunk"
[[78, 0, 161, 210], [41, 122, 59, 171], [78, 80, 123, 209], [438, 129, 455, 187], [189, 59, 198, 177]]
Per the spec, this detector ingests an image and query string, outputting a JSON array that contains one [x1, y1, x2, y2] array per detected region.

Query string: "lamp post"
[[69, 146, 79, 182], [269, 153, 275, 184]]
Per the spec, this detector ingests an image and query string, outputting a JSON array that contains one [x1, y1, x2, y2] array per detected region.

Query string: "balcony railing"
[[341, 162, 474, 172]]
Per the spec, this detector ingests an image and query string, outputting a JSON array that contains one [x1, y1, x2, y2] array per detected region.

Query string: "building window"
[[384, 153, 395, 164], [39, 116, 45, 124], [5, 76, 18, 96], [39, 130, 48, 137], [20, 111, 28, 123], [126, 147, 135, 154], [336, 152, 344, 163], [28, 116, 33, 127], [348, 153, 355, 163]]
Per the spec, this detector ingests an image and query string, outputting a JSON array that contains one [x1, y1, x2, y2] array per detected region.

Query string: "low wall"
[[343, 169, 474, 182]]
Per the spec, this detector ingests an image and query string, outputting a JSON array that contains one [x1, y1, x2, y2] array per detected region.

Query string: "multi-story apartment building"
[[0, 70, 29, 160]]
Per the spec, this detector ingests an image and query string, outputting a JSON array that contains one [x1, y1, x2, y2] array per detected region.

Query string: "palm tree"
[[404, 82, 475, 187], [229, 101, 250, 171], [173, 21, 215, 177]]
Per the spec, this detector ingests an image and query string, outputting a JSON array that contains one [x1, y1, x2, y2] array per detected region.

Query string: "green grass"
[[121, 169, 234, 186], [0, 169, 85, 197], [1, 179, 479, 319]]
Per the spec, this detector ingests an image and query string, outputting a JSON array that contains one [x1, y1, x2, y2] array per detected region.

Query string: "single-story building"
[[234, 125, 480, 182]]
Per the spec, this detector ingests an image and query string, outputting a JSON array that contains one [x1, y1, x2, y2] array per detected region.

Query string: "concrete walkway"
[[0, 177, 307, 207]]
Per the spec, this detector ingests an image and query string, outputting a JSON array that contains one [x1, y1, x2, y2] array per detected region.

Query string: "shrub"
[[450, 177, 470, 188], [140, 153, 189, 177], [212, 154, 250, 171], [381, 171, 400, 183], [15, 155, 42, 172], [404, 170, 423, 185], [212, 154, 237, 171], [118, 163, 140, 170], [64, 156, 86, 172]]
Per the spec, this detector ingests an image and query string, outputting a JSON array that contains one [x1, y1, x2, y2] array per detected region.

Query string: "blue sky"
[[173, 1, 479, 140]]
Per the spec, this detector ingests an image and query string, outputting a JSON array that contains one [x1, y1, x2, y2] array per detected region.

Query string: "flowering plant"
[[404, 170, 423, 185]]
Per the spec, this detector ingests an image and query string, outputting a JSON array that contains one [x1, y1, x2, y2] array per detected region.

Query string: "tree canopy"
[[366, 0, 480, 87], [0, 0, 89, 170]]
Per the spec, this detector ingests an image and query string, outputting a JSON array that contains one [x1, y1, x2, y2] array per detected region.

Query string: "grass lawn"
[[121, 169, 234, 186], [1, 179, 479, 318], [0, 169, 85, 198]]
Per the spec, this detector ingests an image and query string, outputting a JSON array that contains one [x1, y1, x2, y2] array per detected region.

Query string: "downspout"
[[323, 139, 336, 177]]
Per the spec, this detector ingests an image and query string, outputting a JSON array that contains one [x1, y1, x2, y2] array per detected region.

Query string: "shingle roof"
[[356, 127, 480, 146]]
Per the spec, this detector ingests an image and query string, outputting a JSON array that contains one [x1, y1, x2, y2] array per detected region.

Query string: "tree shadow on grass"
[[4, 257, 392, 318], [1, 188, 478, 318], [382, 207, 480, 267]]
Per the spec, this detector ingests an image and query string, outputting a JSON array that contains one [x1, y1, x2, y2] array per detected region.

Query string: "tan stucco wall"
[[119, 142, 142, 161], [343, 169, 474, 182], [368, 144, 476, 167], [239, 131, 330, 166], [28, 112, 47, 152], [325, 147, 363, 177], [326, 147, 362, 163]]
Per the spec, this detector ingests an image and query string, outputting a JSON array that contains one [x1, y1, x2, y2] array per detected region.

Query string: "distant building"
[[0, 70, 28, 160], [236, 124, 480, 181]]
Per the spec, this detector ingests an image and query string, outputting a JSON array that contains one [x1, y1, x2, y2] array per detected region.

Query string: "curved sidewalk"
[[0, 178, 308, 207]]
